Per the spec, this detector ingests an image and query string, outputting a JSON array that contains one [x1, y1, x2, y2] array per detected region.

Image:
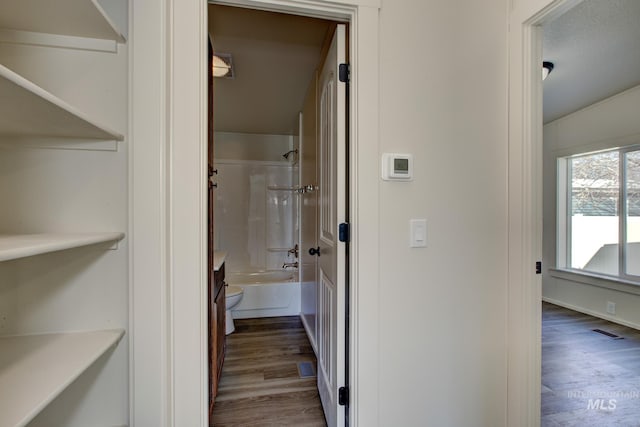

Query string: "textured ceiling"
[[543, 0, 640, 123], [209, 5, 332, 135]]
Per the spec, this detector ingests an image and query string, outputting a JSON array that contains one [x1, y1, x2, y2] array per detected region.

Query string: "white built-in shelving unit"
[[0, 330, 125, 427], [0, 1, 128, 425]]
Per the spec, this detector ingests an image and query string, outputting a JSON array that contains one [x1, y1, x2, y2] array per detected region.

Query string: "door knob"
[[308, 247, 321, 257]]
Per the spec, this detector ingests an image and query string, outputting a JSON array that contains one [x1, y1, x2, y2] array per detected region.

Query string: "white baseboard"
[[300, 313, 318, 356], [542, 296, 640, 330], [232, 306, 300, 319]]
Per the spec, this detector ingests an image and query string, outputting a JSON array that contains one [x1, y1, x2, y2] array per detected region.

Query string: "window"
[[558, 147, 640, 280]]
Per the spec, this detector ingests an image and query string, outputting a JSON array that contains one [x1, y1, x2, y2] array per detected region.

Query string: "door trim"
[[507, 0, 584, 425], [140, 0, 383, 425]]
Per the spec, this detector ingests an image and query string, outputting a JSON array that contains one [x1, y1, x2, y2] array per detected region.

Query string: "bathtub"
[[226, 270, 300, 319]]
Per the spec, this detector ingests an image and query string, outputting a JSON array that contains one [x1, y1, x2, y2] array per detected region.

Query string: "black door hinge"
[[536, 261, 542, 274], [339, 223, 350, 242], [338, 386, 349, 406], [339, 63, 350, 83]]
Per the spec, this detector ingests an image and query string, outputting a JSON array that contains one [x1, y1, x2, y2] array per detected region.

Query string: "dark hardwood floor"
[[211, 316, 327, 426], [542, 302, 640, 426]]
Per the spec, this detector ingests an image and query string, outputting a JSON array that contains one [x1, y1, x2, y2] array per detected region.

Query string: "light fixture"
[[213, 53, 234, 78], [542, 61, 554, 80]]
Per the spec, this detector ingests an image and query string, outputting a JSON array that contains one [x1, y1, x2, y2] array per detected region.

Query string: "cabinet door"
[[215, 284, 226, 380], [209, 290, 217, 412]]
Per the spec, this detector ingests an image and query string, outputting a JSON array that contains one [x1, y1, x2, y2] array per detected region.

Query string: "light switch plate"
[[409, 219, 427, 248]]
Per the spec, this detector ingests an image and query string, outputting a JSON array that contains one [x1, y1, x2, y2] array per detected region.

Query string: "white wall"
[[543, 84, 640, 328], [215, 131, 293, 162], [377, 1, 508, 425]]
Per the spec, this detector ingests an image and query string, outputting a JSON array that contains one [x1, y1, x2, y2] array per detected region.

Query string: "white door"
[[317, 24, 347, 427]]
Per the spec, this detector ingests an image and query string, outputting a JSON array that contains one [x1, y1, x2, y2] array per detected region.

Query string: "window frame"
[[557, 145, 640, 283]]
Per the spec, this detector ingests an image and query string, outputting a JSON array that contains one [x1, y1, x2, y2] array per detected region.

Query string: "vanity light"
[[213, 53, 234, 78], [542, 61, 554, 80]]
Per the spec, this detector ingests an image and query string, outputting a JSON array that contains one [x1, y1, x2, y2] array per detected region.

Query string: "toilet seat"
[[225, 285, 244, 335]]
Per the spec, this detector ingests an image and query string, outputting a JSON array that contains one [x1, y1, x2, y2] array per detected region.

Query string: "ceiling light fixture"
[[542, 61, 554, 81], [213, 53, 234, 78]]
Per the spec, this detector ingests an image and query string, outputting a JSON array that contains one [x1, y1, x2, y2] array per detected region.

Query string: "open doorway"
[[540, 0, 640, 424], [207, 4, 350, 425]]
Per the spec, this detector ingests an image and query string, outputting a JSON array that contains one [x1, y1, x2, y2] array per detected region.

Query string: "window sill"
[[549, 268, 640, 296]]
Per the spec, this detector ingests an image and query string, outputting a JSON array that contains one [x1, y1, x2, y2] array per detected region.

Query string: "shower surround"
[[214, 155, 300, 318], [214, 158, 299, 271]]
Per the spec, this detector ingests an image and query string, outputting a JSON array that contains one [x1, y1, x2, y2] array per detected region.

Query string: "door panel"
[[317, 23, 346, 427]]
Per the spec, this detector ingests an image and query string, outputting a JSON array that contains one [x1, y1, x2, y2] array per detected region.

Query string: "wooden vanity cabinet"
[[210, 262, 226, 413], [214, 275, 226, 381]]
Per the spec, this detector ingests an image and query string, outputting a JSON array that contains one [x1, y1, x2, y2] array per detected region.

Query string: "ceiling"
[[543, 0, 640, 123], [209, 5, 332, 135]]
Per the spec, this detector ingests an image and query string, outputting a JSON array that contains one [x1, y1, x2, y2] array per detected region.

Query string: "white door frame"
[[207, 4, 381, 425], [507, 0, 583, 425], [207, 2, 381, 425], [132, 0, 381, 426]]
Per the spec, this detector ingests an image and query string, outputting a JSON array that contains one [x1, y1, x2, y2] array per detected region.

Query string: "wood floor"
[[542, 302, 640, 426], [211, 316, 327, 426]]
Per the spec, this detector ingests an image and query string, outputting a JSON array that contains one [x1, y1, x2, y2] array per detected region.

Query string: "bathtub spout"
[[282, 262, 298, 269]]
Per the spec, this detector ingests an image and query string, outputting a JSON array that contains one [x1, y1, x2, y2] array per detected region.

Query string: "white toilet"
[[225, 286, 244, 335]]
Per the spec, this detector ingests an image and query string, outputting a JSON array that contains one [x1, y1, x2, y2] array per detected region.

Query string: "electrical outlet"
[[606, 301, 616, 315]]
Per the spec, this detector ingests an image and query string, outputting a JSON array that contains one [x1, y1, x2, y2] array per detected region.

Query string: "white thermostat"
[[382, 153, 413, 181]]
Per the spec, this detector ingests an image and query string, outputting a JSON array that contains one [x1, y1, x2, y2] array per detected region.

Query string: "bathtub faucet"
[[288, 244, 299, 258], [282, 262, 298, 269]]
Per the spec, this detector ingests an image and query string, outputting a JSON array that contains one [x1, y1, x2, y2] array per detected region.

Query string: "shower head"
[[282, 149, 298, 160]]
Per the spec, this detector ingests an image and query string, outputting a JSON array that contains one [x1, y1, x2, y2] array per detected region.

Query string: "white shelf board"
[[0, 0, 125, 43], [0, 65, 124, 141], [0, 329, 124, 427], [0, 232, 125, 262]]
